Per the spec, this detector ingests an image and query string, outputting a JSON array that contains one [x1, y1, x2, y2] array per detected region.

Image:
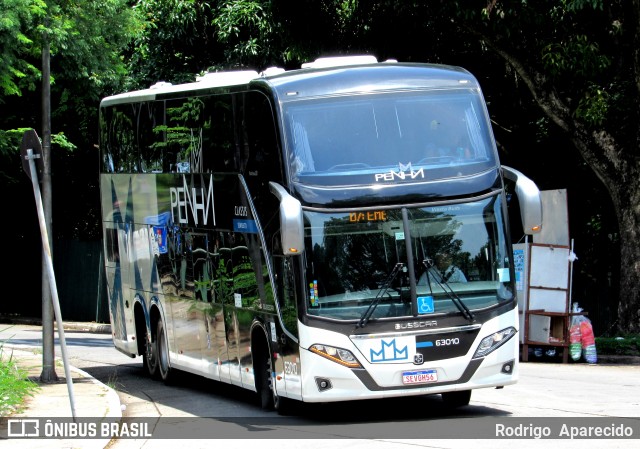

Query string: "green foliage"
[[0, 128, 75, 184], [595, 335, 640, 356], [0, 128, 30, 185], [44, 0, 140, 89], [0, 0, 47, 96], [542, 35, 610, 79], [127, 0, 216, 88], [476, 0, 622, 135], [0, 128, 32, 158], [0, 347, 39, 417], [0, 0, 139, 98], [213, 0, 276, 66], [574, 83, 610, 126], [563, 0, 604, 12]]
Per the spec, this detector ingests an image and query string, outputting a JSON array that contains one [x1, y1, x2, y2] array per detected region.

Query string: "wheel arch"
[[133, 298, 147, 356], [148, 297, 163, 344], [250, 319, 273, 367]]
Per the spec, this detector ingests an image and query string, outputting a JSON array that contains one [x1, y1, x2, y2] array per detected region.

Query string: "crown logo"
[[370, 339, 408, 362]]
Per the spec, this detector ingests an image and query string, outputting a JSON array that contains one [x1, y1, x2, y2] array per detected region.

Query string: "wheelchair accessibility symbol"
[[418, 296, 434, 314]]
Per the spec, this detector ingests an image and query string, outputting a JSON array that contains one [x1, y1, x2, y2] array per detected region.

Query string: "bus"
[[99, 55, 542, 413]]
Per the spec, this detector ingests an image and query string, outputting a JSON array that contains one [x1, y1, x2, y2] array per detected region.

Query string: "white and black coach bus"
[[99, 55, 542, 413]]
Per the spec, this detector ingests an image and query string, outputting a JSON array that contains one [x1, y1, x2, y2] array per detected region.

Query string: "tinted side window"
[[100, 105, 136, 173]]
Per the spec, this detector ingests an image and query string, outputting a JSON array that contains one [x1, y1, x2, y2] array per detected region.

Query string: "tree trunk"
[[483, 35, 640, 334], [613, 180, 640, 334], [568, 122, 640, 335]]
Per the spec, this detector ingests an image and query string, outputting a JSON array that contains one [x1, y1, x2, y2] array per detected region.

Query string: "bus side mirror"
[[502, 166, 543, 235], [269, 182, 304, 255]]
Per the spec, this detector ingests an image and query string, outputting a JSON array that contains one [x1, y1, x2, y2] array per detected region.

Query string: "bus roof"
[[258, 62, 478, 102], [100, 70, 260, 107], [100, 58, 479, 107]]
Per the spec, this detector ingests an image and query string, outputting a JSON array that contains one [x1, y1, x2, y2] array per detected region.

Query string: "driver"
[[418, 251, 467, 284]]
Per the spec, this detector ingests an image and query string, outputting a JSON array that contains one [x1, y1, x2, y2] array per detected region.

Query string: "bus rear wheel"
[[143, 326, 159, 378], [157, 319, 174, 384]]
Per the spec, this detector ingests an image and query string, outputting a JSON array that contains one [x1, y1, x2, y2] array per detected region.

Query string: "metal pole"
[[26, 148, 77, 419], [40, 21, 57, 384]]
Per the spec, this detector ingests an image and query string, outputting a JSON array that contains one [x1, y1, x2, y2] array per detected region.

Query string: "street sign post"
[[20, 129, 77, 419]]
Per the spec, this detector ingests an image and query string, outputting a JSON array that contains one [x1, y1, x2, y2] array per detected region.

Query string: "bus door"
[[272, 254, 302, 400]]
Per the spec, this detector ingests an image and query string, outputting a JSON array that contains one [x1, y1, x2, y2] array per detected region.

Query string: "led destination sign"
[[349, 210, 387, 223]]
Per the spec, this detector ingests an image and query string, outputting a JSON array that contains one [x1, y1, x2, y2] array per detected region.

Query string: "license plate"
[[402, 369, 438, 384]]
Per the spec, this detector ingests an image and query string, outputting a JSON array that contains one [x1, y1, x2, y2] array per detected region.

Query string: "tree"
[[0, 0, 47, 97], [126, 1, 284, 84], [1, 0, 140, 236], [451, 0, 640, 333], [213, 0, 280, 67], [0, 0, 140, 333], [126, 0, 219, 88]]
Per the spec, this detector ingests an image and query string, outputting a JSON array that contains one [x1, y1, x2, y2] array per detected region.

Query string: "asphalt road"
[[2, 323, 638, 448]]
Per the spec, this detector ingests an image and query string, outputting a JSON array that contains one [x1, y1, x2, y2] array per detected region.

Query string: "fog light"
[[315, 377, 333, 392], [501, 360, 514, 374]]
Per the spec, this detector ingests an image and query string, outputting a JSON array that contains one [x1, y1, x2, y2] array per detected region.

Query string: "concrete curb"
[[69, 364, 123, 419], [57, 321, 112, 334], [0, 317, 112, 334]]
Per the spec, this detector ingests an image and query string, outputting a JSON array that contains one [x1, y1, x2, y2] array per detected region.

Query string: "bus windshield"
[[304, 194, 513, 321], [284, 89, 497, 184]]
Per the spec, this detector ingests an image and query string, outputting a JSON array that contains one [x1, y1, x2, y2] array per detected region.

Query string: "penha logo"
[[374, 163, 425, 182], [170, 174, 216, 227]]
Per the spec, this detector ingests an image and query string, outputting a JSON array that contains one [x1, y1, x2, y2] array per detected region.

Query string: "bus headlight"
[[472, 327, 517, 359], [309, 344, 362, 368]]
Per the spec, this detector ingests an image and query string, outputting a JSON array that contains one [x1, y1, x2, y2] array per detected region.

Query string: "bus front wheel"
[[256, 350, 274, 410], [255, 348, 293, 415]]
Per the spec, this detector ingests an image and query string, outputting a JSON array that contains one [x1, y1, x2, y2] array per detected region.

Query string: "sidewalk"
[[1, 321, 121, 448]]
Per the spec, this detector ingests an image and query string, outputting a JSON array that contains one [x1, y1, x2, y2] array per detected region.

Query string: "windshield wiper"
[[357, 262, 404, 328], [422, 259, 475, 322]]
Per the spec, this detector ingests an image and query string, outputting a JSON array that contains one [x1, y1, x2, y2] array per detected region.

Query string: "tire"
[[143, 326, 159, 379], [157, 319, 174, 384], [255, 349, 274, 410], [441, 390, 472, 408], [254, 343, 295, 415]]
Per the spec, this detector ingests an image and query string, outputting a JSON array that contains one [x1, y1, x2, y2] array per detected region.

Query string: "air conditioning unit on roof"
[[301, 55, 378, 69]]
